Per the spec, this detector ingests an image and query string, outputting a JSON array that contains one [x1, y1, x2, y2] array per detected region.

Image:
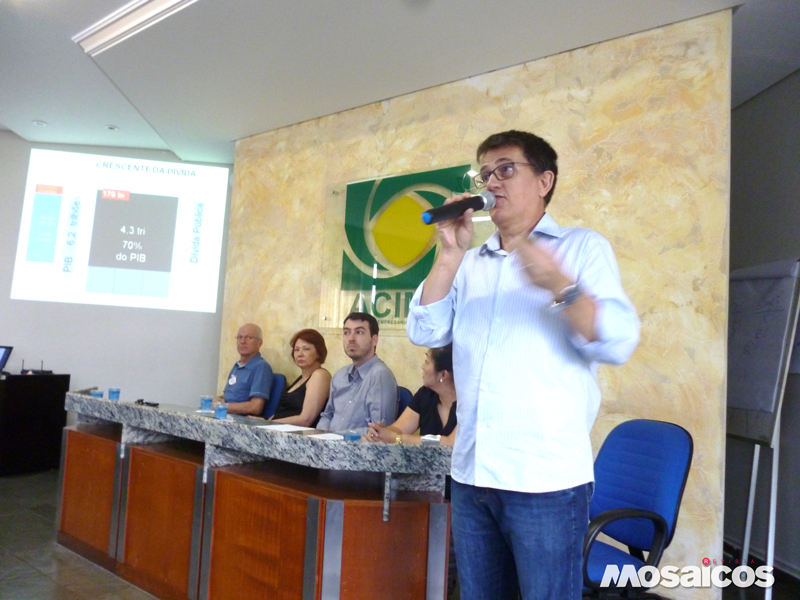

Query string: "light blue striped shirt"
[[407, 213, 639, 493]]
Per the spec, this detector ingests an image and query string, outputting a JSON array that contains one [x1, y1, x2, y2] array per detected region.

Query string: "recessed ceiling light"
[[32, 120, 47, 126], [105, 125, 119, 131]]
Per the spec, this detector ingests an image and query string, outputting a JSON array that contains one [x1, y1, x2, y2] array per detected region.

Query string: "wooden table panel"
[[118, 443, 203, 600], [339, 501, 430, 600], [57, 424, 450, 600], [208, 470, 310, 600], [59, 427, 119, 553]]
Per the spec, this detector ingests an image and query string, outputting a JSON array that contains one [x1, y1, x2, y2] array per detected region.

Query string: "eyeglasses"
[[473, 162, 533, 188], [235, 335, 259, 341], [135, 399, 159, 407]]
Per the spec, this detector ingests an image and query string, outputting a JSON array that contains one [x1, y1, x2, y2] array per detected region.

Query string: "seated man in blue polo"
[[215, 323, 273, 416], [317, 312, 397, 432]]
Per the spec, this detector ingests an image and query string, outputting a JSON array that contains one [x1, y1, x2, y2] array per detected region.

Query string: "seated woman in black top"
[[367, 345, 459, 597], [271, 329, 331, 427], [366, 344, 456, 445]]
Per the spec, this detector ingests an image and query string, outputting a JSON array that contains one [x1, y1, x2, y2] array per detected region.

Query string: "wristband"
[[395, 432, 403, 444]]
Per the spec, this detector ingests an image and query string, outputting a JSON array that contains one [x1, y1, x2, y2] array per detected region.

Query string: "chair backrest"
[[262, 373, 286, 419], [397, 386, 413, 419], [590, 419, 693, 551]]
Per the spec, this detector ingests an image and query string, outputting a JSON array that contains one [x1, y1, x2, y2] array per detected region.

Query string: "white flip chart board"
[[727, 258, 800, 444]]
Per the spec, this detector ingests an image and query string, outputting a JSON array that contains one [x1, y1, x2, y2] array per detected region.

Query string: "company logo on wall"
[[338, 164, 471, 326]]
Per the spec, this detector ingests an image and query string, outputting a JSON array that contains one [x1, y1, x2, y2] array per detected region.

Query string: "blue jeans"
[[451, 480, 592, 600]]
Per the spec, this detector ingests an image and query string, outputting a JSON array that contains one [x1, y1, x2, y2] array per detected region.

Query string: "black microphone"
[[421, 191, 496, 224]]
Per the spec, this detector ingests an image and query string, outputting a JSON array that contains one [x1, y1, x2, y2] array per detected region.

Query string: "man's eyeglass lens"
[[474, 162, 531, 188]]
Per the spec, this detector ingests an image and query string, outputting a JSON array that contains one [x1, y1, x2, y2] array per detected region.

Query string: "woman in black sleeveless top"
[[366, 344, 456, 445], [271, 329, 331, 427], [366, 344, 459, 597]]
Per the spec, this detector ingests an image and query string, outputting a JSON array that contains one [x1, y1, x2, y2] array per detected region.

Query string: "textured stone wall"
[[224, 12, 730, 597]]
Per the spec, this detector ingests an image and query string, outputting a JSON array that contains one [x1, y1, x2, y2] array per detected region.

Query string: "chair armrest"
[[583, 508, 668, 590]]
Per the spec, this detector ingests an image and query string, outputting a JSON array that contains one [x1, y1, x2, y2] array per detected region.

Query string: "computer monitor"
[[0, 346, 12, 372]]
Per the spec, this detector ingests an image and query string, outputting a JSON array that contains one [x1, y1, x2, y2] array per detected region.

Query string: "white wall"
[[0, 131, 229, 407], [726, 68, 800, 577], [730, 68, 800, 270]]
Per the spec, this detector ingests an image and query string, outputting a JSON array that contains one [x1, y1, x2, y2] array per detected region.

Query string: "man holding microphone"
[[407, 130, 639, 599]]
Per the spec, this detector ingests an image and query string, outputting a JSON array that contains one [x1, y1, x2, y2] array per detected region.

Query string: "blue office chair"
[[397, 386, 413, 419], [583, 419, 693, 598], [262, 373, 286, 419]]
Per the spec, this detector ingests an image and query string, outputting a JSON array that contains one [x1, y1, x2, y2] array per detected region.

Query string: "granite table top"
[[65, 392, 452, 477]]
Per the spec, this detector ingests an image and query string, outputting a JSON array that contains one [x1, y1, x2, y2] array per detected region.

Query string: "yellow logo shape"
[[372, 195, 434, 268]]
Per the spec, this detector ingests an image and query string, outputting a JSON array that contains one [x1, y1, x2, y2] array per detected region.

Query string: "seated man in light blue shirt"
[[215, 323, 273, 416], [317, 312, 397, 432]]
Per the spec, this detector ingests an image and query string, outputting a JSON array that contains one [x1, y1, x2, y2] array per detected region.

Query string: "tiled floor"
[[0, 470, 155, 600]]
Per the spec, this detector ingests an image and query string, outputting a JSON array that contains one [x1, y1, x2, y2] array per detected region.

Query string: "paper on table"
[[308, 433, 344, 440], [195, 409, 214, 414], [255, 424, 315, 432]]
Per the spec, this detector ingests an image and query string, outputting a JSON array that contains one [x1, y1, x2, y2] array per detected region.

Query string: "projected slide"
[[11, 150, 229, 313], [86, 190, 179, 297]]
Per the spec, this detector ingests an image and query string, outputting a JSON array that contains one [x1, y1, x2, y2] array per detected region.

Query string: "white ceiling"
[[1, 0, 798, 165]]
